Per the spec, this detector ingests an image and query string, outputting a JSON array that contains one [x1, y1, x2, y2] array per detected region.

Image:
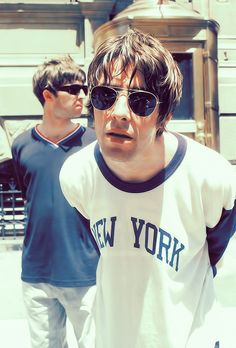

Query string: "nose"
[[111, 93, 130, 121]]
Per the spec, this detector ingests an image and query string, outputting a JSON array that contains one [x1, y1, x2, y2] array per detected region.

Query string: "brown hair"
[[87, 28, 182, 128], [33, 55, 86, 105]]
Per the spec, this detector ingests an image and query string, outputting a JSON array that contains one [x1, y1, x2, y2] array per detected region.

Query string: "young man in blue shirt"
[[12, 56, 99, 348]]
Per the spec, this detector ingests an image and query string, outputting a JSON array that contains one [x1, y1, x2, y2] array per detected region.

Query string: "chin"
[[102, 145, 135, 162]]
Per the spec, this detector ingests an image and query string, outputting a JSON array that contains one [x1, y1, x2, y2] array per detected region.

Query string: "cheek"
[[94, 110, 106, 125], [138, 119, 158, 140], [94, 111, 105, 135], [135, 116, 157, 133], [58, 97, 70, 107]]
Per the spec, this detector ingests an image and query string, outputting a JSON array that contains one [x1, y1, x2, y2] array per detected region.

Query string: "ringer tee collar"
[[94, 132, 187, 193]]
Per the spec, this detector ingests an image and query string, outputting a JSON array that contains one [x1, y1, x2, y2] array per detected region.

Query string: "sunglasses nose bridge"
[[111, 91, 130, 117]]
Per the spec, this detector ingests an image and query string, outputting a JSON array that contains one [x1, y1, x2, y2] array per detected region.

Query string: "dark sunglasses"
[[90, 85, 159, 117], [57, 84, 88, 96]]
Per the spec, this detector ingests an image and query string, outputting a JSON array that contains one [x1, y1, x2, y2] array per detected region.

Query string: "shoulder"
[[67, 139, 96, 161], [183, 135, 235, 207], [11, 128, 34, 156], [80, 126, 96, 146], [12, 128, 33, 148], [60, 141, 97, 179], [59, 141, 97, 217], [184, 135, 233, 174], [83, 125, 96, 138]]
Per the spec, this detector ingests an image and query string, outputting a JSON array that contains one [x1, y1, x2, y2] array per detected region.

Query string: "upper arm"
[[59, 154, 90, 220], [205, 162, 236, 266]]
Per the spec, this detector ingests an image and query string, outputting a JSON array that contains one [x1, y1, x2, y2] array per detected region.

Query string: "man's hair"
[[87, 28, 182, 127], [33, 55, 86, 105]]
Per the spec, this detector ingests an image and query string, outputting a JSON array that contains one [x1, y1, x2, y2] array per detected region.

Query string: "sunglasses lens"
[[58, 85, 88, 96], [70, 85, 88, 96], [129, 92, 157, 117], [81, 86, 88, 95], [91, 86, 117, 110], [69, 86, 77, 95]]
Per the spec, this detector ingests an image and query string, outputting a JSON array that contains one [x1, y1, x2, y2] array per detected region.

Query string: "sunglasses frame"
[[57, 84, 88, 96], [90, 85, 159, 117]]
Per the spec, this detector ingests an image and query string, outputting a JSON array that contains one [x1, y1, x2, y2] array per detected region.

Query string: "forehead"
[[100, 61, 146, 89]]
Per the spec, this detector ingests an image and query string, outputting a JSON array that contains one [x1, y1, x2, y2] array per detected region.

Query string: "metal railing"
[[0, 180, 26, 239]]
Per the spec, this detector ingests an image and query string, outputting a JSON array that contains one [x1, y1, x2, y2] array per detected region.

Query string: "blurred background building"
[[0, 0, 235, 238]]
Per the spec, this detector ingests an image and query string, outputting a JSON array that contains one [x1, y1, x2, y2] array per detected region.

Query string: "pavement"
[[0, 236, 236, 348], [0, 239, 77, 348]]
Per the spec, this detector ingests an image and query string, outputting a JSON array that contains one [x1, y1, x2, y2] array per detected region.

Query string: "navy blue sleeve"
[[207, 200, 236, 268]]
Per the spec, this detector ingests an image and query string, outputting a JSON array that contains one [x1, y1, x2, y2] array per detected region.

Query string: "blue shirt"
[[12, 125, 99, 287]]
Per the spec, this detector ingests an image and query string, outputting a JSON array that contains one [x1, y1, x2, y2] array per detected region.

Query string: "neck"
[[37, 118, 79, 142], [103, 132, 178, 183]]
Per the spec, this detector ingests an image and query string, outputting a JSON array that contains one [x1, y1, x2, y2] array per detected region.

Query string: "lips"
[[106, 131, 132, 140]]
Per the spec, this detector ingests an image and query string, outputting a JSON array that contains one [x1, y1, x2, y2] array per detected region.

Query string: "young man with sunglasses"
[[11, 56, 99, 348], [60, 30, 236, 348]]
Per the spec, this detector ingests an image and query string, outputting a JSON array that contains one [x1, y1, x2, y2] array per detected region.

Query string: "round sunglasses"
[[57, 84, 88, 96], [90, 85, 159, 117]]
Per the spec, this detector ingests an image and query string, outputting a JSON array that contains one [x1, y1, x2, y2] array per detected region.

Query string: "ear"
[[42, 89, 55, 103]]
